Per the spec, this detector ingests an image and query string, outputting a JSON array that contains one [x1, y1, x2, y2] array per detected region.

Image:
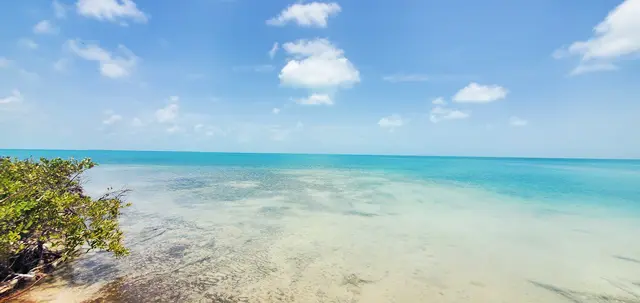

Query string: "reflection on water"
[[25, 165, 640, 302]]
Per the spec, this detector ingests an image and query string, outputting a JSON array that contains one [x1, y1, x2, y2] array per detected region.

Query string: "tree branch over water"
[[0, 157, 130, 297]]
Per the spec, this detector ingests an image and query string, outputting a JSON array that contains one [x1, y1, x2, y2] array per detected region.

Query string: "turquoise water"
[[3, 149, 640, 302], [4, 149, 639, 210]]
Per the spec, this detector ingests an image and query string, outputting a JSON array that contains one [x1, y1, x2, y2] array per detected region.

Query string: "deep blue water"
[[2, 149, 639, 210]]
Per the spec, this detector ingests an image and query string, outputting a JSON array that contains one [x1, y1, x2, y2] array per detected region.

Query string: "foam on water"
[[23, 162, 640, 303]]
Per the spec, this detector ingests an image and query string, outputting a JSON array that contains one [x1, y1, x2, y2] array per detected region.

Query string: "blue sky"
[[1, 0, 639, 158]]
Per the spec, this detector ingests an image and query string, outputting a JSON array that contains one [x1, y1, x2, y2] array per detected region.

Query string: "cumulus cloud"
[[554, 0, 640, 74], [269, 42, 279, 59], [0, 90, 23, 105], [509, 116, 528, 127], [432, 97, 446, 105], [102, 111, 122, 125], [296, 94, 333, 106], [382, 74, 430, 83], [378, 114, 405, 131], [76, 0, 148, 24], [429, 106, 470, 123], [155, 96, 179, 123], [33, 20, 58, 34], [267, 2, 341, 27], [280, 38, 360, 91], [17, 38, 38, 50], [452, 82, 508, 103], [556, 0, 640, 60], [67, 39, 138, 78]]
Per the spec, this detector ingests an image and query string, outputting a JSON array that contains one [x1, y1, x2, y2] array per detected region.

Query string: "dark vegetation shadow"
[[530, 281, 640, 303], [614, 255, 640, 265]]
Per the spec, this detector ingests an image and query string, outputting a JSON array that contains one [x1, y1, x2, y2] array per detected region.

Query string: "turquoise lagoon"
[[2, 149, 640, 302]]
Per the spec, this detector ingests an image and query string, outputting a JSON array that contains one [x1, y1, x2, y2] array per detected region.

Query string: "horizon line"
[[0, 148, 637, 161]]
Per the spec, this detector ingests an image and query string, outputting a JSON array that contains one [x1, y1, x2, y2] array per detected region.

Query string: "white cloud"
[[382, 74, 430, 82], [282, 38, 341, 57], [569, 62, 618, 75], [452, 82, 508, 103], [33, 20, 59, 35], [378, 114, 405, 131], [100, 62, 129, 78], [155, 103, 179, 124], [272, 108, 281, 114], [267, 2, 341, 28], [269, 42, 279, 59], [432, 97, 446, 105], [67, 40, 111, 61], [0, 57, 11, 68], [18, 38, 39, 50], [154, 96, 181, 132], [559, 0, 640, 60], [296, 94, 333, 106], [67, 39, 138, 78], [53, 58, 70, 72], [280, 38, 360, 90], [509, 116, 528, 127], [429, 106, 470, 123], [0, 90, 23, 105], [103, 111, 122, 125], [554, 0, 640, 73], [76, 0, 148, 24], [53, 0, 67, 19]]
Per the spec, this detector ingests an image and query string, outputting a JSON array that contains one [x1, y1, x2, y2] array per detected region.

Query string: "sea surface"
[[2, 149, 640, 303]]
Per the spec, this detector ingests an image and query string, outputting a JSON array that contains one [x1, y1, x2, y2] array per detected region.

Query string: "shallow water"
[[3, 151, 639, 302]]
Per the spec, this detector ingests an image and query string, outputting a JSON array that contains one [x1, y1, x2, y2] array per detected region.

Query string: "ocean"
[[2, 149, 640, 302]]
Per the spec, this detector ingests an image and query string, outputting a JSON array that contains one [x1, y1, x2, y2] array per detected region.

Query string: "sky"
[[0, 0, 639, 158]]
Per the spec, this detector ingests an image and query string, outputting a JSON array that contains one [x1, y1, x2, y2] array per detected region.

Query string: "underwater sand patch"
[[226, 181, 260, 189]]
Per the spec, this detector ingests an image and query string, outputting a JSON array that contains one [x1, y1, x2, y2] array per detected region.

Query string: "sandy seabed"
[[22, 166, 640, 303]]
